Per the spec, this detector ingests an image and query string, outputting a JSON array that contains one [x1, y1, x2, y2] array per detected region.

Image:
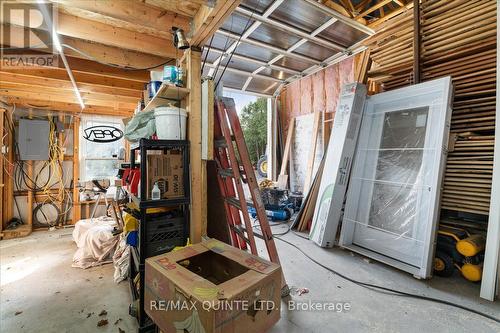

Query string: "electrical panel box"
[[18, 119, 50, 160]]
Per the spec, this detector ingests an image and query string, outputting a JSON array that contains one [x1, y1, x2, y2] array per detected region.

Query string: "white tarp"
[[72, 216, 119, 269]]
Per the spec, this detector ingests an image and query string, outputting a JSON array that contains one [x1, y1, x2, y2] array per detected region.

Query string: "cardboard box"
[[147, 151, 184, 200], [145, 238, 282, 333]]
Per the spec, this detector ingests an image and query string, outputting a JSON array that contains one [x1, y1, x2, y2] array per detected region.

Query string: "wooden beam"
[[279, 117, 295, 176], [355, 0, 393, 19], [355, 0, 373, 11], [323, 0, 352, 17], [61, 37, 169, 70], [339, 0, 355, 17], [3, 96, 133, 117], [2, 12, 178, 58], [0, 72, 141, 98], [72, 117, 81, 224], [51, 0, 190, 37], [144, 0, 205, 17], [369, 2, 413, 28], [64, 56, 150, 82], [186, 48, 205, 243], [2, 66, 146, 91], [0, 82, 138, 108], [2, 42, 151, 82], [190, 0, 241, 46], [413, 0, 420, 84], [2, 107, 14, 227]]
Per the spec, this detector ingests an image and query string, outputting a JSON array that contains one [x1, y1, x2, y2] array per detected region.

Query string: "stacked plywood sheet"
[[422, 0, 496, 216], [443, 134, 494, 215], [364, 0, 496, 217], [363, 9, 414, 90]]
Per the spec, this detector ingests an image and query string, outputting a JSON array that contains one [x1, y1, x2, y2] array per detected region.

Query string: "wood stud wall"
[[364, 0, 497, 217]]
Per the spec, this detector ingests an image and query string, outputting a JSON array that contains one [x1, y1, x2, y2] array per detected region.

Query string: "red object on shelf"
[[129, 169, 141, 196], [122, 168, 131, 187]]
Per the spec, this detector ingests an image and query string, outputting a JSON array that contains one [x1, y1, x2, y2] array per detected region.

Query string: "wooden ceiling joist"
[[3, 96, 132, 117], [51, 0, 191, 38], [0, 87, 136, 110], [4, 23, 170, 71], [355, 0, 394, 20], [57, 13, 176, 58], [190, 0, 241, 46], [0, 72, 142, 99], [143, 0, 207, 17], [2, 67, 146, 91], [2, 12, 178, 58]]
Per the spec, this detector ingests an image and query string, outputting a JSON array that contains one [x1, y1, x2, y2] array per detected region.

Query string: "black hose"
[[273, 232, 500, 325], [33, 202, 61, 227]]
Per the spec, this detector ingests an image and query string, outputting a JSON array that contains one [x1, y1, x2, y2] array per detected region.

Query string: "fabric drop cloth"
[[72, 216, 119, 269]]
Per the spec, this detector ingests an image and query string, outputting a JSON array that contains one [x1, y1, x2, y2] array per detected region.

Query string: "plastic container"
[[176, 67, 184, 87], [148, 81, 162, 98], [154, 106, 188, 140], [145, 215, 186, 257], [163, 66, 177, 84], [152, 182, 161, 200]]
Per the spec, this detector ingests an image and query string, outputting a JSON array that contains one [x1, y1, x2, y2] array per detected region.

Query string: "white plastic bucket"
[[154, 107, 188, 140]]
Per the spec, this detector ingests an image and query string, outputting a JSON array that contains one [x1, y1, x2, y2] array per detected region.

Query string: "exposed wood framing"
[[144, 0, 205, 17], [355, 0, 393, 20], [186, 48, 206, 242], [354, 49, 372, 84], [2, 12, 177, 58], [279, 117, 295, 176], [72, 117, 81, 224], [1, 106, 14, 230], [50, 0, 191, 37], [190, 0, 241, 47], [413, 0, 421, 84]]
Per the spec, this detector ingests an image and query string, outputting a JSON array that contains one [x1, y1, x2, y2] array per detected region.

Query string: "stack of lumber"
[[363, 0, 496, 216], [294, 157, 325, 232], [443, 133, 494, 216], [362, 9, 414, 90], [422, 0, 496, 216]]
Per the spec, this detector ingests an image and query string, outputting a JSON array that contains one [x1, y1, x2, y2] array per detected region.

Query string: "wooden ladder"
[[213, 97, 288, 294]]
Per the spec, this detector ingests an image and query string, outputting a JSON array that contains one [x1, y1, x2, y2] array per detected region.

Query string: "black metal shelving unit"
[[127, 138, 190, 333]]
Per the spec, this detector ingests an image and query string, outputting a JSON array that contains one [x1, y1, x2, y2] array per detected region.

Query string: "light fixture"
[[74, 86, 85, 109], [172, 27, 190, 50], [52, 27, 62, 52], [37, 0, 84, 110]]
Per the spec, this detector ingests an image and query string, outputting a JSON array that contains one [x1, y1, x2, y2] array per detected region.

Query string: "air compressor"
[[434, 225, 485, 282]]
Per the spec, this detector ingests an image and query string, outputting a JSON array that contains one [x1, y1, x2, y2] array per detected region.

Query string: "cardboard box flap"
[[200, 238, 280, 275], [146, 238, 280, 303]]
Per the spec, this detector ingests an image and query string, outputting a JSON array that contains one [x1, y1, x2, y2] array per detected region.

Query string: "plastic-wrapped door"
[[339, 77, 453, 279]]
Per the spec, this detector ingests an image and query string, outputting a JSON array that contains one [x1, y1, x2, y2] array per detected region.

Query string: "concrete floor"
[[1, 227, 500, 333]]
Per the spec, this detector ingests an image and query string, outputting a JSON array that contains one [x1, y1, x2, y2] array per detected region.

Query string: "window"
[[80, 116, 124, 181]]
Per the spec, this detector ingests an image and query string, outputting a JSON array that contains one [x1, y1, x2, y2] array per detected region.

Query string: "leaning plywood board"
[[289, 114, 323, 195], [339, 77, 453, 279], [309, 83, 367, 247]]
